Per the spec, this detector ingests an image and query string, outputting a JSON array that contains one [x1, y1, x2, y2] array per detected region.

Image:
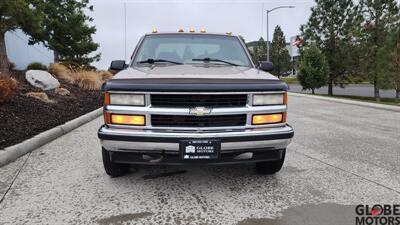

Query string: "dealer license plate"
[[180, 140, 220, 160]]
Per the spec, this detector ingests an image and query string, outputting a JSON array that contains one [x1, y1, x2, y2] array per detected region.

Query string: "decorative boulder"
[[25, 70, 60, 91]]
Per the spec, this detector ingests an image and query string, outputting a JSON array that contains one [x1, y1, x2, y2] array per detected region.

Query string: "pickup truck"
[[98, 30, 294, 177]]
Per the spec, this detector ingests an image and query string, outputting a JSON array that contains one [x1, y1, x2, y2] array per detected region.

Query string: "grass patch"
[[73, 71, 103, 90], [281, 77, 299, 84], [314, 93, 399, 106], [48, 63, 114, 90], [48, 63, 74, 83]]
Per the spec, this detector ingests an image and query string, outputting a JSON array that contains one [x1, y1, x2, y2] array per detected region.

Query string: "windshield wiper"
[[192, 58, 240, 66], [137, 58, 182, 65]]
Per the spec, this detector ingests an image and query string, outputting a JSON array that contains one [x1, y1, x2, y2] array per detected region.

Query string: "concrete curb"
[[289, 92, 400, 112], [0, 108, 102, 167]]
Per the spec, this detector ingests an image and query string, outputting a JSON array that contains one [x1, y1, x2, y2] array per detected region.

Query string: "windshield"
[[132, 34, 252, 67]]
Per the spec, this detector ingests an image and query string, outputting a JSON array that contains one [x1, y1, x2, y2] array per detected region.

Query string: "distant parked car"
[[280, 71, 292, 77]]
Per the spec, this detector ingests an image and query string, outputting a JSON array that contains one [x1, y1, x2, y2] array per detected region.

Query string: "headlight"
[[253, 93, 284, 105], [109, 93, 145, 106]]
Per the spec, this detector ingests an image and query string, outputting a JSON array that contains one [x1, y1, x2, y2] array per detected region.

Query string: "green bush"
[[297, 44, 329, 94], [27, 62, 47, 70]]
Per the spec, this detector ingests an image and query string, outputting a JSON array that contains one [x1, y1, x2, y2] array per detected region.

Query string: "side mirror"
[[110, 60, 127, 71], [258, 61, 274, 72]]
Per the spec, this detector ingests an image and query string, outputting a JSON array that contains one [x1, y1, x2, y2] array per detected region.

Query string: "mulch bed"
[[0, 70, 103, 149]]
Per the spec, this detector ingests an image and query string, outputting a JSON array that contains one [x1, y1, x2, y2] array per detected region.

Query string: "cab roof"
[[144, 31, 237, 37]]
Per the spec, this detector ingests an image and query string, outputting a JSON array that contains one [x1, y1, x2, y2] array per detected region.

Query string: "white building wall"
[[5, 30, 53, 70]]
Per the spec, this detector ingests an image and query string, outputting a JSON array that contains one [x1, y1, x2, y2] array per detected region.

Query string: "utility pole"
[[124, 2, 127, 61]]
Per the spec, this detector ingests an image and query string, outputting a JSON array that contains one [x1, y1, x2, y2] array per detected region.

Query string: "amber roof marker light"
[[152, 28, 158, 33], [189, 28, 195, 32], [200, 28, 206, 33]]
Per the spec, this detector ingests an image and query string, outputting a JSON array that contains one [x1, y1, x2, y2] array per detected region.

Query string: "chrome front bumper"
[[98, 125, 294, 152]]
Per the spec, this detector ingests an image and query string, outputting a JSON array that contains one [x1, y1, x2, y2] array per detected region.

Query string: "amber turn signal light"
[[110, 114, 145, 126], [252, 114, 283, 125]]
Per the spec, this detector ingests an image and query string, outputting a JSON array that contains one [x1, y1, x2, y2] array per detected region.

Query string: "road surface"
[[289, 84, 397, 99], [1, 95, 399, 225]]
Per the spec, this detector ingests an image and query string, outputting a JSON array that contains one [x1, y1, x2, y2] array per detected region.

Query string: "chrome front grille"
[[150, 94, 247, 108], [151, 114, 247, 127]]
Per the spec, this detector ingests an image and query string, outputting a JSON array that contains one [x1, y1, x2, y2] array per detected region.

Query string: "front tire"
[[102, 147, 129, 177], [256, 149, 286, 175]]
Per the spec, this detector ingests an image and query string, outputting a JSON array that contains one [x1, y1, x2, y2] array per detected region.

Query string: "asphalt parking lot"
[[1, 95, 399, 225]]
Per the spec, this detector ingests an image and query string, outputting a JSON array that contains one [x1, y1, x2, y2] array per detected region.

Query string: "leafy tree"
[[270, 25, 291, 78], [298, 43, 329, 94], [0, 0, 42, 74], [356, 0, 399, 101], [378, 27, 400, 103], [300, 0, 357, 96], [393, 36, 400, 103], [29, 0, 100, 65], [254, 37, 267, 65]]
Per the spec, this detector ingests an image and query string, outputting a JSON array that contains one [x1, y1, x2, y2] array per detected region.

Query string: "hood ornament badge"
[[189, 107, 212, 116]]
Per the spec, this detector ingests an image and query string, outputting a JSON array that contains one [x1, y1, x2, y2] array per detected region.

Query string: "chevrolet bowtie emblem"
[[189, 107, 212, 116]]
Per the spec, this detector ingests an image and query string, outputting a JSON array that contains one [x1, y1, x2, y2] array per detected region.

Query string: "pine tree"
[[298, 43, 329, 94], [270, 26, 291, 78], [356, 0, 399, 101], [300, 0, 357, 96], [29, 0, 100, 65], [0, 0, 42, 74]]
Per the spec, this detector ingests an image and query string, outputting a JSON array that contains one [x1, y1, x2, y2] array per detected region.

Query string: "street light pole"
[[266, 6, 295, 62]]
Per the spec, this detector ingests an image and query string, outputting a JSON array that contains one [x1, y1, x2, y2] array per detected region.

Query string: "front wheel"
[[102, 148, 129, 177], [255, 149, 286, 175]]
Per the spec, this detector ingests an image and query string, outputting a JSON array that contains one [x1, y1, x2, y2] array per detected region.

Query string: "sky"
[[88, 0, 316, 69]]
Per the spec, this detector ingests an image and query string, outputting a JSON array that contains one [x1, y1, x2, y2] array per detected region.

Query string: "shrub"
[[25, 92, 55, 104], [27, 62, 47, 70], [73, 71, 103, 90], [0, 75, 19, 103], [297, 44, 329, 94], [48, 63, 74, 82]]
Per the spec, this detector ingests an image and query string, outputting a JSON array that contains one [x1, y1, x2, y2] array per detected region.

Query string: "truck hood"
[[104, 65, 287, 92], [113, 65, 279, 80]]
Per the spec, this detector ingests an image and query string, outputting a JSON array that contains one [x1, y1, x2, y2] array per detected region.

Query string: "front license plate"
[[180, 140, 220, 160]]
